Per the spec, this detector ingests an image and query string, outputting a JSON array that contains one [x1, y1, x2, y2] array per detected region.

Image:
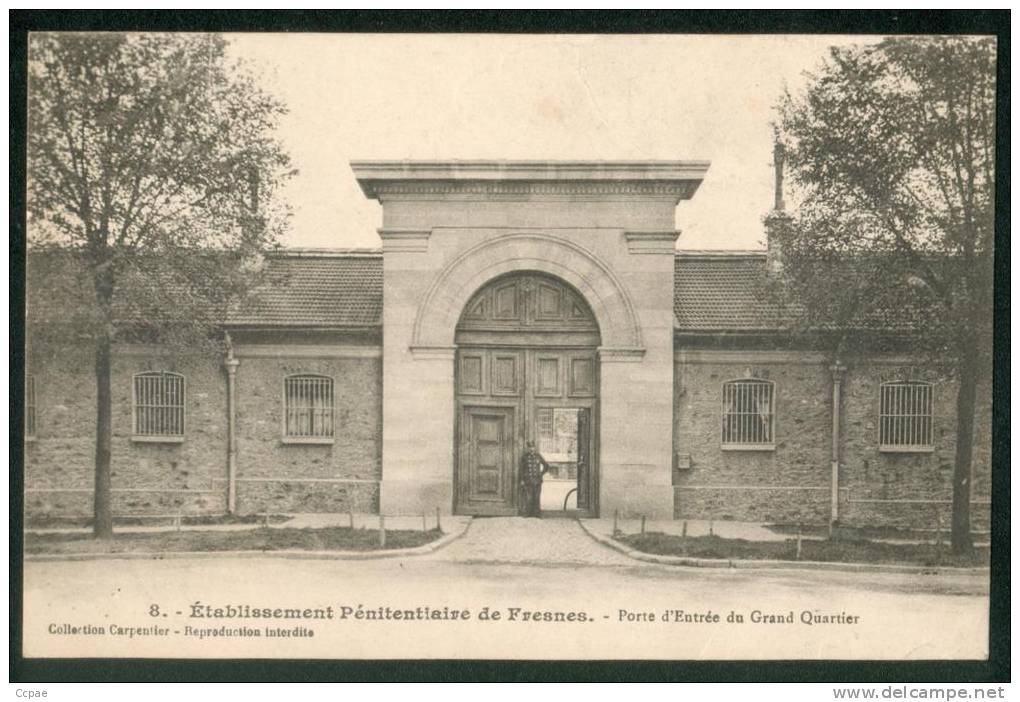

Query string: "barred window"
[[26, 375, 36, 438], [283, 375, 334, 441], [879, 381, 934, 451], [133, 372, 186, 439], [721, 379, 775, 448]]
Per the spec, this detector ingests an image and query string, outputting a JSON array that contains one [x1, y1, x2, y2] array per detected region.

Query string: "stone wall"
[[23, 335, 991, 528], [838, 363, 992, 531], [24, 340, 383, 519], [673, 352, 832, 524], [232, 348, 382, 514], [673, 350, 993, 530], [25, 344, 228, 518]]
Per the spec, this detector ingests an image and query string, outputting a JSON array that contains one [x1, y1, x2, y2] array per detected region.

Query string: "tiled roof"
[[673, 250, 935, 334], [26, 248, 917, 334], [242, 249, 790, 332], [227, 249, 383, 328], [674, 252, 785, 331]]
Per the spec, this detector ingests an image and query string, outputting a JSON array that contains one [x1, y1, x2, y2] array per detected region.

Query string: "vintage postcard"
[[19, 30, 996, 662]]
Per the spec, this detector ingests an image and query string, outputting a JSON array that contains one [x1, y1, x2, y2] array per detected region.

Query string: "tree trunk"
[[93, 330, 114, 538], [950, 348, 980, 554]]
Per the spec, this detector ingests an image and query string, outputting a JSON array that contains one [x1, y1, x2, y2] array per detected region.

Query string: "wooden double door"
[[455, 346, 598, 517]]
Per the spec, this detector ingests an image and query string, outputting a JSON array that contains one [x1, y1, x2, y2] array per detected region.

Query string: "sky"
[[228, 34, 867, 251]]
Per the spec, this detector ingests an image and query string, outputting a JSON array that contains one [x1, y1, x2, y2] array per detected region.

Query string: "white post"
[[829, 362, 847, 532], [224, 333, 240, 515]]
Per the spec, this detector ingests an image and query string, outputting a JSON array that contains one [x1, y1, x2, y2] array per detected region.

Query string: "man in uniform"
[[519, 440, 550, 518]]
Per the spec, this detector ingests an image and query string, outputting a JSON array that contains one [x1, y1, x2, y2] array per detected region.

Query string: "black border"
[[9, 9, 1010, 683]]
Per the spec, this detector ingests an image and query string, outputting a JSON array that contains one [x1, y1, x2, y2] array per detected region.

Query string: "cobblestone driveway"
[[428, 517, 635, 566]]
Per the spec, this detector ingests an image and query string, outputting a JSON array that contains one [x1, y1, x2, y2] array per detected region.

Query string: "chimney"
[[764, 134, 792, 274], [772, 135, 786, 211]]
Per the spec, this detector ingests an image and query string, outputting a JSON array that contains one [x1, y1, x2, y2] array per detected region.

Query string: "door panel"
[[491, 352, 523, 396], [458, 405, 517, 516], [493, 282, 519, 320], [459, 353, 485, 395], [568, 355, 595, 397], [535, 282, 563, 320], [535, 355, 561, 397]]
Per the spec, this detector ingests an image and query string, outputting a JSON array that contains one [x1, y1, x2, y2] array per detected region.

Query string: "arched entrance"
[[454, 272, 601, 517]]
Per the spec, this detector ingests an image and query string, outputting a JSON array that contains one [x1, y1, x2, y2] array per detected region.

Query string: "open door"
[[535, 405, 596, 516], [576, 407, 591, 510]]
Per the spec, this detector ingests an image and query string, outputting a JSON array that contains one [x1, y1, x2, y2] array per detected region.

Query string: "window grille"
[[25, 375, 36, 438], [133, 372, 186, 438], [284, 375, 334, 440], [721, 379, 774, 448], [879, 381, 934, 451]]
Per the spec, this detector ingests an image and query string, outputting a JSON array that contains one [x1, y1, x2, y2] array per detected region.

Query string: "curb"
[[25, 518, 473, 563], [577, 520, 989, 576]]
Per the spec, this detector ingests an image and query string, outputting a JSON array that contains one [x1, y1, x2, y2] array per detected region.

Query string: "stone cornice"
[[366, 181, 701, 202], [234, 345, 382, 359], [598, 346, 647, 363], [624, 230, 681, 254], [674, 349, 933, 365], [377, 228, 431, 253], [675, 349, 829, 364], [352, 160, 710, 202], [409, 345, 458, 360]]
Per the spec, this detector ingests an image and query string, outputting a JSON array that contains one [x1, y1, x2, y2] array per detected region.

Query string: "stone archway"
[[452, 271, 602, 517], [410, 233, 644, 357], [378, 231, 670, 518], [358, 160, 700, 520]]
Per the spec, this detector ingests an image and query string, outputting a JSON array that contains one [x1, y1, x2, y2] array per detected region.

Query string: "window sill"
[[131, 435, 185, 444], [879, 445, 935, 454], [281, 437, 335, 446], [721, 443, 775, 452]]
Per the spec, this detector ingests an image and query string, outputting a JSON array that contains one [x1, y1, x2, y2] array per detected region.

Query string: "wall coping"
[[352, 160, 710, 200], [674, 349, 944, 365], [234, 345, 381, 359]]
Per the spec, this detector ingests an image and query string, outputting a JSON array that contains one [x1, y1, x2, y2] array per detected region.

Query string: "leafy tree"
[[773, 37, 995, 553], [27, 33, 292, 537]]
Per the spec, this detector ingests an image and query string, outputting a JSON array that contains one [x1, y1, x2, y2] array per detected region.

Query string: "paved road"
[[429, 517, 635, 565], [22, 518, 989, 660]]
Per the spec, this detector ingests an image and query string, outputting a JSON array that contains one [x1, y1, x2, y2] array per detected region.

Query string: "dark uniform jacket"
[[520, 450, 549, 485]]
